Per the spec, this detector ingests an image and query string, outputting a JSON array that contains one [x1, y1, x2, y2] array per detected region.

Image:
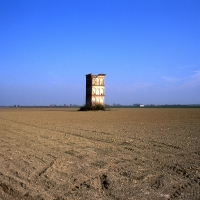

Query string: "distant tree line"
[[0, 104, 200, 108]]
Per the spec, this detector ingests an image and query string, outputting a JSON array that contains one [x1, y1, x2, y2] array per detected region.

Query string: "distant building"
[[140, 104, 144, 107], [85, 73, 106, 106]]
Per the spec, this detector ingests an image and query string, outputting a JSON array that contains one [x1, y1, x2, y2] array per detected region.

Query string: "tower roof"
[[85, 73, 106, 77]]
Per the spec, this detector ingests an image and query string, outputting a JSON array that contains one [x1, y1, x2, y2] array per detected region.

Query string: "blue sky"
[[0, 0, 200, 106]]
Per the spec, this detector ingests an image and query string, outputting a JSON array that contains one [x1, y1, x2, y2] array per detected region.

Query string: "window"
[[96, 88, 100, 95], [100, 88, 104, 95]]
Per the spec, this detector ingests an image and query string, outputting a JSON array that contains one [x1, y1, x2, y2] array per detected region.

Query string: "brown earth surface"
[[0, 108, 199, 200]]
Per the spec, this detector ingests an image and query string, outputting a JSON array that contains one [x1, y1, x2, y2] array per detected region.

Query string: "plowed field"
[[0, 108, 199, 200]]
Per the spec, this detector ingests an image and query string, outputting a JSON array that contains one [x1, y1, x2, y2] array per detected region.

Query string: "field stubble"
[[0, 108, 199, 200]]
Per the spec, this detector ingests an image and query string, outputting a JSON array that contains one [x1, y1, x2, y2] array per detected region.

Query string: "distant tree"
[[78, 104, 105, 111]]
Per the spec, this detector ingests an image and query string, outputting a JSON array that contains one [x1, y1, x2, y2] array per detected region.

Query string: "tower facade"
[[85, 73, 106, 106]]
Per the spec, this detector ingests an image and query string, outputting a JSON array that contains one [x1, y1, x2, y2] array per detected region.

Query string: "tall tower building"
[[85, 73, 106, 106]]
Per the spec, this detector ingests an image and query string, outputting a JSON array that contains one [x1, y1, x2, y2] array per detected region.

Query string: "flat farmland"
[[0, 108, 199, 200]]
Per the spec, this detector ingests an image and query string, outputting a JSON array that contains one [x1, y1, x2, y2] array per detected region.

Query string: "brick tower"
[[85, 73, 106, 106]]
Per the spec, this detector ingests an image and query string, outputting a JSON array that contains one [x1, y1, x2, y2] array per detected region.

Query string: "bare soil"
[[0, 108, 199, 200]]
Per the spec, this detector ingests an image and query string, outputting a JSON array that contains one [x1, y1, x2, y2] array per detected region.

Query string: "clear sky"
[[0, 0, 200, 106]]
